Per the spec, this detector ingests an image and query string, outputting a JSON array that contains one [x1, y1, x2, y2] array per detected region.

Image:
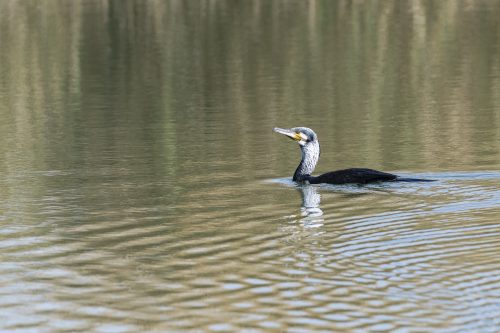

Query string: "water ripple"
[[1, 169, 499, 332]]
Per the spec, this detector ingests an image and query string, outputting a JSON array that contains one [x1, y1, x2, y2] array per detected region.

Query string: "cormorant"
[[273, 127, 433, 184]]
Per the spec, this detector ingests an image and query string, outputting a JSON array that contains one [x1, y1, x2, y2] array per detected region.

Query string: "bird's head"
[[274, 127, 321, 181], [273, 127, 318, 147]]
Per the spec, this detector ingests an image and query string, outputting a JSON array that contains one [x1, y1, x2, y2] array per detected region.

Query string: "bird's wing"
[[312, 168, 397, 184]]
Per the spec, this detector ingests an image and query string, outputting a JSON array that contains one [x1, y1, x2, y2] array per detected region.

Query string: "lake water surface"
[[1, 1, 500, 332]]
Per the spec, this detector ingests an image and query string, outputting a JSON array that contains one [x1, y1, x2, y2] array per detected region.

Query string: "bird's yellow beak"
[[273, 127, 302, 141]]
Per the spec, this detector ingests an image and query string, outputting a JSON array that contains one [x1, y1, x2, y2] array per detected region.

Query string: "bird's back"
[[309, 168, 397, 184]]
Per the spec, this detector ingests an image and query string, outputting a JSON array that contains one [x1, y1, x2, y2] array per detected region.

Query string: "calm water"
[[1, 1, 500, 332]]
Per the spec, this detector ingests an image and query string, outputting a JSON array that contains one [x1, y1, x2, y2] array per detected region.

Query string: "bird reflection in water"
[[297, 185, 324, 227]]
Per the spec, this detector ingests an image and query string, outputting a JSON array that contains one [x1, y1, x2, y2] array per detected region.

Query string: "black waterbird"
[[273, 127, 434, 184]]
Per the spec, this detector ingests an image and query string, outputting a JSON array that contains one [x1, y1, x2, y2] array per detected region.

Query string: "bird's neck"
[[293, 142, 320, 182]]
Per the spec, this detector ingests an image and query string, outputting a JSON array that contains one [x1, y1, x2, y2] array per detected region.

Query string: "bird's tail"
[[396, 177, 436, 182]]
